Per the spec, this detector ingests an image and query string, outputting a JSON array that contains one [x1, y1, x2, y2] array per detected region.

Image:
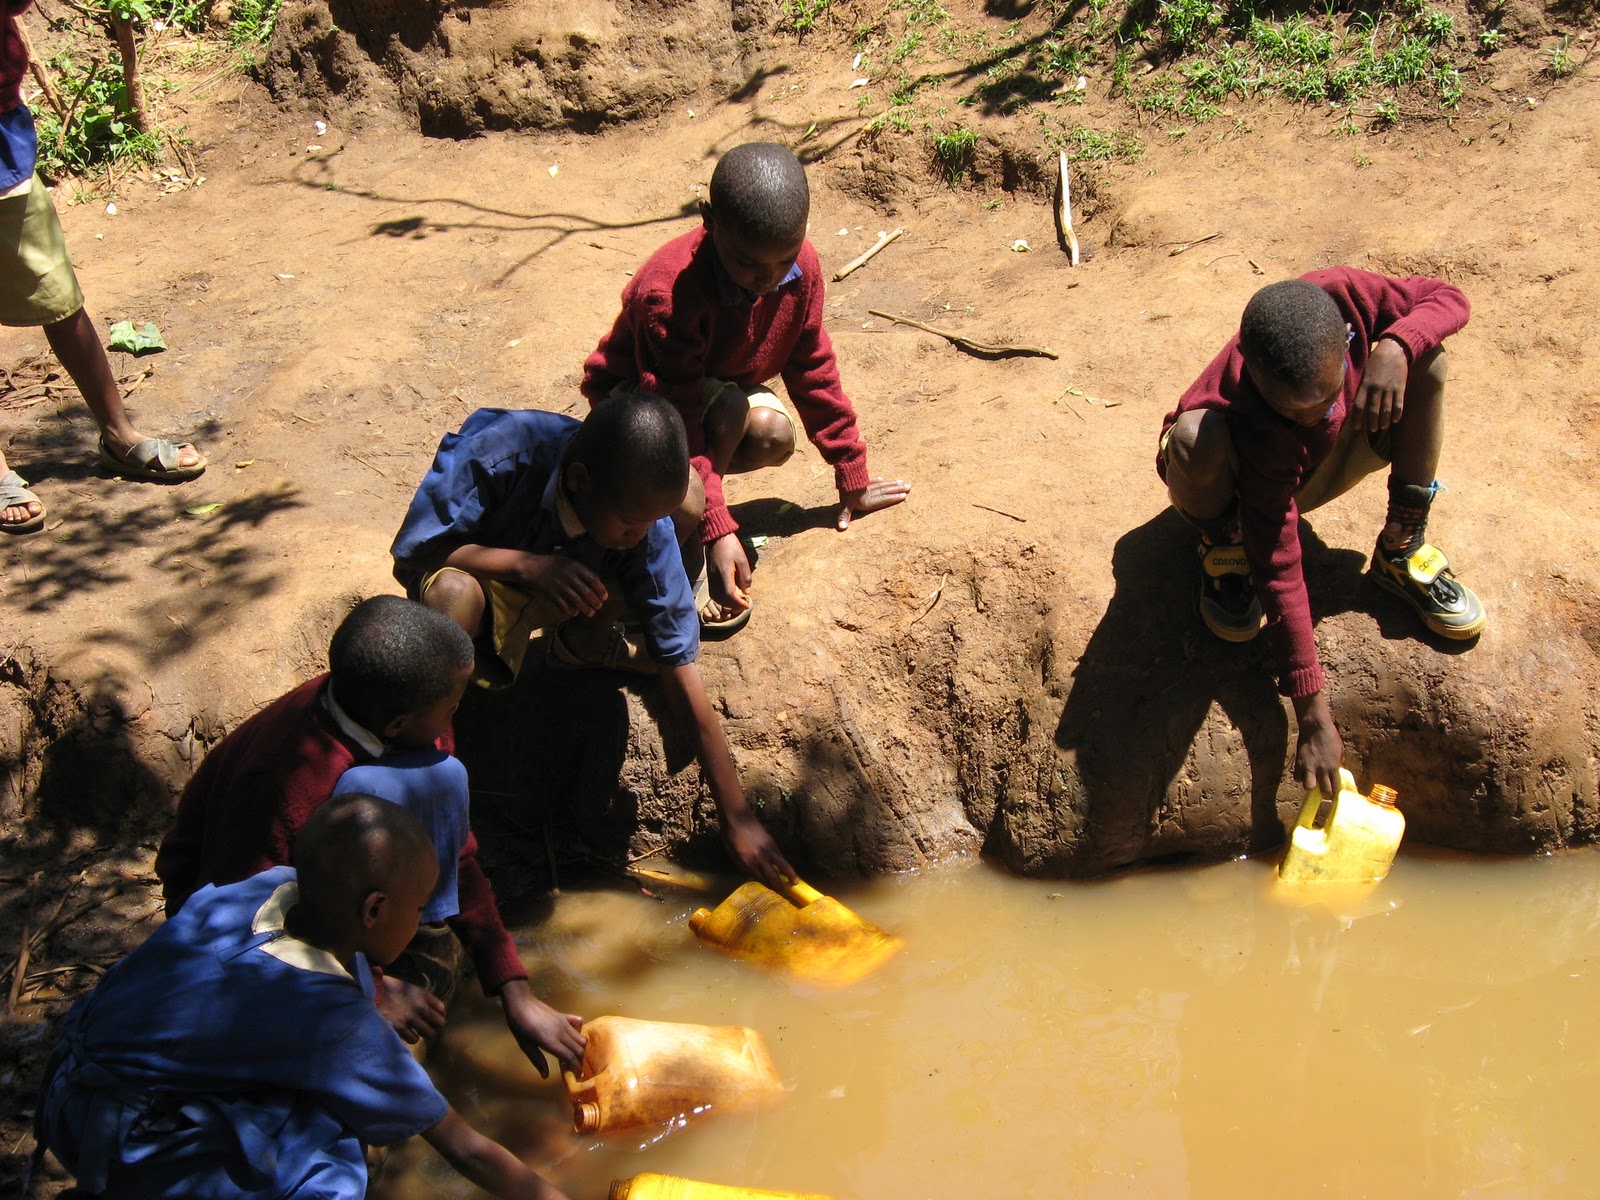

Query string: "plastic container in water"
[[563, 1016, 784, 1135], [1278, 768, 1406, 883], [608, 1174, 833, 1200], [688, 879, 904, 988]]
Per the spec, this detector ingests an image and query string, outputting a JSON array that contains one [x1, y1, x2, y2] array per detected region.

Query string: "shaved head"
[[709, 142, 810, 243]]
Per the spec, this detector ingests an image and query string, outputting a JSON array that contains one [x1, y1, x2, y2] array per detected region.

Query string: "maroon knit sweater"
[[582, 226, 872, 543], [153, 676, 527, 994], [1160, 267, 1471, 698], [3, 1, 33, 113]]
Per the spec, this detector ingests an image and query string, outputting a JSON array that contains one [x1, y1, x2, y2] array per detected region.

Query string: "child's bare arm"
[[422, 1108, 572, 1200], [430, 545, 609, 618], [659, 662, 795, 888]]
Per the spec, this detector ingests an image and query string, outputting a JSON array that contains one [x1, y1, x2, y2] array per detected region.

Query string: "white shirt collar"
[[252, 881, 351, 978], [322, 685, 386, 759]]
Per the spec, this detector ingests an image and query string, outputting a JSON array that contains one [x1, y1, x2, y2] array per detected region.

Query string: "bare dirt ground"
[[1, 0, 1597, 1186]]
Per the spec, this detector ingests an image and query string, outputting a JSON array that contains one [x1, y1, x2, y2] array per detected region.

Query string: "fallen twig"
[[1055, 386, 1087, 423], [833, 227, 904, 281], [909, 571, 950, 626], [1206, 252, 1241, 267], [54, 58, 104, 161], [1248, 258, 1267, 275], [1054, 151, 1081, 266], [344, 450, 389, 478], [7, 908, 32, 1015], [1168, 232, 1223, 257], [868, 309, 1058, 360], [971, 502, 1026, 522]]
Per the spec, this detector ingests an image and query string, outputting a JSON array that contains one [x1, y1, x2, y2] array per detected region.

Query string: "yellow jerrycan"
[[1278, 768, 1406, 883], [609, 1174, 833, 1200], [688, 879, 904, 988], [563, 1015, 784, 1135]]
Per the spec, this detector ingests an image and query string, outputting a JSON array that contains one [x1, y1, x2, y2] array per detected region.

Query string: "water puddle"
[[374, 849, 1600, 1199]]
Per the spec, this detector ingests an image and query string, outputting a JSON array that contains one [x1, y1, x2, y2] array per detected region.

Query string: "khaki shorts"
[[613, 376, 797, 437], [0, 174, 85, 327], [420, 565, 624, 677], [1160, 410, 1392, 515]]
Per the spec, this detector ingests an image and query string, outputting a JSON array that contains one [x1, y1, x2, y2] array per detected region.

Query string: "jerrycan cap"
[[1368, 783, 1400, 808]]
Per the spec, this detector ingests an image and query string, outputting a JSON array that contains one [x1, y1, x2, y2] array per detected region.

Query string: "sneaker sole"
[[1199, 602, 1263, 643], [1369, 565, 1487, 640]]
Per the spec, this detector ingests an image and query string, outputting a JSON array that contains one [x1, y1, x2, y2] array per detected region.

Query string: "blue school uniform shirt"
[[0, 105, 36, 191], [333, 749, 467, 924], [37, 866, 447, 1198], [390, 407, 700, 667]]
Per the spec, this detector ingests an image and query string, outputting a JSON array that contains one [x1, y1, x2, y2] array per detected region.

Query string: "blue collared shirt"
[[391, 408, 699, 667], [709, 249, 804, 307], [0, 105, 36, 191]]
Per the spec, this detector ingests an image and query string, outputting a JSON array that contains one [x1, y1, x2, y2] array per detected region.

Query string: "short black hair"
[[1239, 279, 1348, 390], [295, 793, 435, 912], [709, 142, 810, 244], [327, 595, 474, 733], [569, 391, 689, 501]]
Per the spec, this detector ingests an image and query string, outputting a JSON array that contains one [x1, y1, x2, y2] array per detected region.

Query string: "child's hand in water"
[[837, 477, 912, 530], [379, 975, 446, 1044], [520, 554, 608, 617], [724, 812, 796, 892], [501, 980, 587, 1078]]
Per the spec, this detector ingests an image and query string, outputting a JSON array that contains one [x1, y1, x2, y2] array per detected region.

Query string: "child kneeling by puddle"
[[37, 795, 574, 1199]]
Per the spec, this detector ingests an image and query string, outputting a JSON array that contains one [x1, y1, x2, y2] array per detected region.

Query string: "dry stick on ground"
[[1054, 151, 1081, 266], [1168, 232, 1223, 257], [867, 309, 1059, 360], [833, 227, 904, 281], [971, 502, 1026, 522], [909, 571, 950, 627], [108, 11, 148, 134], [7, 908, 33, 1015], [16, 23, 66, 121]]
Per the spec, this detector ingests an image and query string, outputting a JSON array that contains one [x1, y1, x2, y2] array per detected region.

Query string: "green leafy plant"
[[1546, 37, 1575, 78], [229, 0, 282, 48], [931, 125, 978, 183], [1373, 96, 1401, 125], [782, 0, 832, 35], [1477, 28, 1503, 53], [34, 52, 160, 178]]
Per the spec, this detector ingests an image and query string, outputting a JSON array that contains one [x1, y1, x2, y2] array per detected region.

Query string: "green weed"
[[1546, 37, 1576, 78], [1477, 28, 1503, 53], [931, 125, 978, 183], [229, 0, 282, 48], [782, 0, 832, 34], [34, 53, 161, 179], [1373, 96, 1401, 125]]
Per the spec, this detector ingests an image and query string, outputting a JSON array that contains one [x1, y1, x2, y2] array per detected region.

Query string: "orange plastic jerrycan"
[[1279, 768, 1406, 884], [609, 1174, 833, 1200], [689, 879, 904, 988], [563, 1016, 784, 1135]]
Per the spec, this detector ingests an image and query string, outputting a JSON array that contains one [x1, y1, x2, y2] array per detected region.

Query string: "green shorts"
[[0, 174, 85, 327], [419, 565, 627, 677]]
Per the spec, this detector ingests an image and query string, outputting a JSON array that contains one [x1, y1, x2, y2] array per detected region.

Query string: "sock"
[[1180, 501, 1241, 548], [1380, 478, 1438, 556]]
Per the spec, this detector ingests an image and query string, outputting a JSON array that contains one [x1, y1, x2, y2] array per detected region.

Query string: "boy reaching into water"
[[391, 392, 797, 889], [582, 141, 910, 631], [40, 795, 575, 1200], [1158, 268, 1485, 798], [154, 596, 585, 1075]]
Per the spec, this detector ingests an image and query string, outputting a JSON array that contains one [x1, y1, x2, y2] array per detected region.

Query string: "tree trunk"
[[107, 11, 147, 134]]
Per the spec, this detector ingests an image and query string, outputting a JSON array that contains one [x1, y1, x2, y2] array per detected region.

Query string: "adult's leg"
[[0, 447, 43, 529], [43, 306, 203, 471]]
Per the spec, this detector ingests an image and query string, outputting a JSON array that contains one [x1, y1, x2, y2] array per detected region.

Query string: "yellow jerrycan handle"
[[779, 879, 824, 907]]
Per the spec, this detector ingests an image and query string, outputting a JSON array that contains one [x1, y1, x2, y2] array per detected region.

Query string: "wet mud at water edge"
[[373, 851, 1600, 1200]]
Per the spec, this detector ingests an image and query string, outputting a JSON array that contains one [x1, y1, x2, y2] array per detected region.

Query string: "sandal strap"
[[0, 469, 38, 506]]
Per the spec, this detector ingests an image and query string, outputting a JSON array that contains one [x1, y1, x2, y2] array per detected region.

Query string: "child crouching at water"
[[37, 795, 574, 1200]]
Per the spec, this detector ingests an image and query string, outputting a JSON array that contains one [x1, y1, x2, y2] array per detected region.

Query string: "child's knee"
[[741, 406, 796, 467], [673, 468, 706, 540], [419, 568, 486, 636], [1166, 409, 1231, 484], [1411, 346, 1448, 395], [704, 387, 752, 447]]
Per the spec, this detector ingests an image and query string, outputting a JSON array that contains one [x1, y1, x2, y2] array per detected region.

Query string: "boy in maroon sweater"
[[1158, 268, 1485, 797], [154, 596, 585, 1076], [582, 141, 910, 630]]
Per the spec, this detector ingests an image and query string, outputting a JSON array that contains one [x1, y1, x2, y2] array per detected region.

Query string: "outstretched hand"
[[725, 812, 796, 892], [378, 975, 446, 1044], [1292, 691, 1345, 798], [707, 532, 752, 613], [837, 476, 912, 531], [501, 980, 586, 1079], [1355, 337, 1410, 432]]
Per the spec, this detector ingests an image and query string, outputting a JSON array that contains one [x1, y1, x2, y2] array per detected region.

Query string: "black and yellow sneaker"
[[1198, 540, 1263, 643], [1369, 541, 1486, 640]]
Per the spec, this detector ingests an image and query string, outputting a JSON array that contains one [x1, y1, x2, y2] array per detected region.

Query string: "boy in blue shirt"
[[391, 392, 795, 889], [37, 795, 573, 1199]]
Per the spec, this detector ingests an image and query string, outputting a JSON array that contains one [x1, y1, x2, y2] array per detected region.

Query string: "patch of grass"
[[1546, 37, 1576, 78], [34, 53, 162, 179], [1373, 96, 1401, 125], [1048, 121, 1145, 162], [229, 0, 282, 48], [931, 125, 978, 183], [781, 0, 832, 34]]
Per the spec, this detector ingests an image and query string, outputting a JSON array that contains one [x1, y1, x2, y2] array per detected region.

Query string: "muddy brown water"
[[372, 851, 1600, 1200]]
